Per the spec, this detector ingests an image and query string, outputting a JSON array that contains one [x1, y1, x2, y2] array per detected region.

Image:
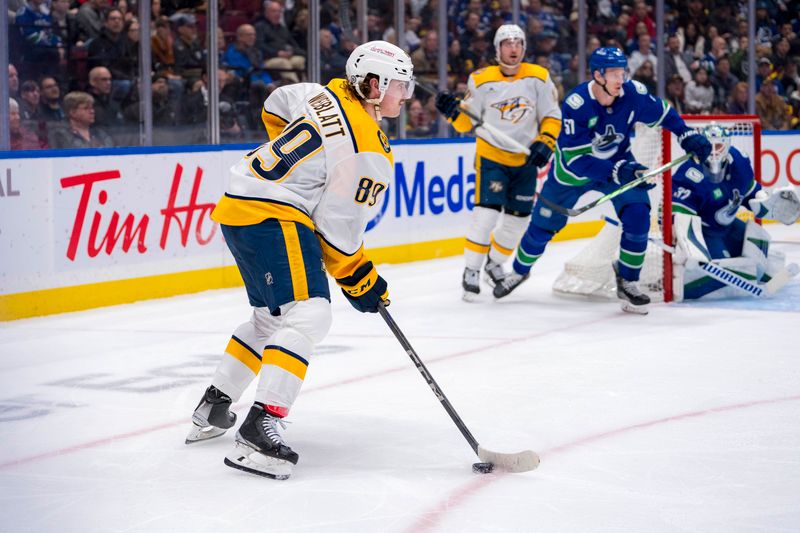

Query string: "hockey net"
[[552, 115, 762, 303]]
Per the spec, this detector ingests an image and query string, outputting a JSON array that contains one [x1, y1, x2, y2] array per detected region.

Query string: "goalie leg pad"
[[489, 212, 530, 264], [465, 205, 501, 270]]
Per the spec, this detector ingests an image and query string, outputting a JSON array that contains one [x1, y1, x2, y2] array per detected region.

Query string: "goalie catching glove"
[[749, 186, 800, 225], [337, 261, 389, 313], [526, 132, 557, 168]]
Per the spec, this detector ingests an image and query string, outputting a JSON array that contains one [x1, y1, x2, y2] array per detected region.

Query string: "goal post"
[[552, 114, 762, 303]]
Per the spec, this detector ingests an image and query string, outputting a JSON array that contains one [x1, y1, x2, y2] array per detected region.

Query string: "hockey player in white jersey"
[[185, 41, 414, 480], [434, 24, 562, 301]]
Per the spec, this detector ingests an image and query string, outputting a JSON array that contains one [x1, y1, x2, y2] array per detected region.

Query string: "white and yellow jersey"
[[451, 63, 562, 167], [212, 79, 393, 280]]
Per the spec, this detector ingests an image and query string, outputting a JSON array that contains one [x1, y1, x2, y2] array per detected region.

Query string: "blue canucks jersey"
[[552, 80, 691, 186], [671, 146, 759, 232]]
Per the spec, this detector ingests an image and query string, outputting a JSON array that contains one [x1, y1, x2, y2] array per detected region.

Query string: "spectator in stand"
[[685, 67, 714, 114], [757, 79, 790, 130], [628, 33, 657, 78], [8, 64, 20, 103], [290, 8, 309, 54], [152, 16, 176, 78], [123, 74, 175, 127], [756, 57, 783, 94], [781, 58, 800, 97], [561, 55, 580, 94], [15, 0, 64, 80], [633, 60, 656, 94], [38, 76, 66, 123], [459, 11, 483, 52], [173, 14, 205, 80], [87, 66, 122, 129], [76, 0, 107, 42], [88, 9, 135, 100], [319, 28, 346, 84], [50, 0, 79, 49], [701, 35, 729, 73], [627, 0, 655, 41], [679, 0, 708, 32], [681, 21, 705, 59], [666, 74, 687, 114], [18, 81, 43, 122], [730, 35, 749, 79], [727, 81, 750, 114], [447, 39, 466, 81], [10, 98, 47, 150], [664, 33, 697, 84], [771, 37, 792, 71], [50, 91, 114, 149], [412, 30, 439, 83], [711, 56, 739, 110], [255, 0, 306, 83], [406, 98, 433, 138], [223, 24, 275, 88]]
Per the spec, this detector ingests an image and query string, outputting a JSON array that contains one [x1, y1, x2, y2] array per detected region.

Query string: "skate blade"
[[185, 423, 228, 444], [620, 301, 649, 315], [462, 290, 480, 302], [224, 441, 293, 480]]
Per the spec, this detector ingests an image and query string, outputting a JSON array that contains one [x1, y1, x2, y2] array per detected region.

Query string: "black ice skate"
[[612, 260, 650, 315], [462, 268, 481, 301], [185, 385, 237, 444], [483, 259, 505, 287], [493, 271, 530, 299], [224, 405, 298, 480]]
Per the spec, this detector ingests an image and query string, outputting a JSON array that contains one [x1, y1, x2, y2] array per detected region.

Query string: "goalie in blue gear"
[[494, 47, 713, 314], [671, 123, 799, 300]]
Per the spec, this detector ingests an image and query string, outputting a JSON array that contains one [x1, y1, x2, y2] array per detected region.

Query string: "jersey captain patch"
[[491, 96, 533, 124]]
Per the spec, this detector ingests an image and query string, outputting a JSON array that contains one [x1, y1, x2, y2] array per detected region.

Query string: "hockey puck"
[[472, 462, 493, 474]]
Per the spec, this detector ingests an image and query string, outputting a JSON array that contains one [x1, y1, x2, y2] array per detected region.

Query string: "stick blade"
[[477, 446, 540, 473]]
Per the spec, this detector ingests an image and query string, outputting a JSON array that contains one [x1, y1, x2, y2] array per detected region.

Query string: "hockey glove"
[[526, 133, 557, 168], [748, 186, 800, 225], [337, 261, 389, 313], [678, 129, 713, 163], [611, 160, 651, 189], [435, 91, 461, 120]]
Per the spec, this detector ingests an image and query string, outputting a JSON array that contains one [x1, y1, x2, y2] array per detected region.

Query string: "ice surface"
[[1, 226, 798, 533]]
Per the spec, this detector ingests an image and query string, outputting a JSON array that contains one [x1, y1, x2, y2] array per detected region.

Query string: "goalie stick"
[[603, 216, 796, 298], [539, 152, 693, 217], [378, 302, 540, 473]]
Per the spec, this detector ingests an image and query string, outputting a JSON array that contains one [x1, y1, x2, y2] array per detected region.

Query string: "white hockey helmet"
[[346, 40, 415, 104], [493, 24, 526, 65], [702, 122, 732, 182]]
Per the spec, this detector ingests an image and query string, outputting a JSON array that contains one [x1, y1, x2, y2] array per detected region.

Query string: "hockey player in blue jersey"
[[493, 47, 712, 313], [671, 124, 800, 299]]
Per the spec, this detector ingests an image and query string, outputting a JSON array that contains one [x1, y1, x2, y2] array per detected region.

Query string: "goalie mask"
[[702, 123, 731, 183], [346, 40, 414, 120]]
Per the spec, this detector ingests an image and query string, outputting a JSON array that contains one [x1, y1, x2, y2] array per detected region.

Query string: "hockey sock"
[[617, 203, 650, 281], [489, 212, 530, 265], [513, 224, 554, 275], [464, 206, 501, 270]]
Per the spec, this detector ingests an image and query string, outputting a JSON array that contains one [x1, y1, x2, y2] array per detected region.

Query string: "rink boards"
[[1, 134, 799, 320]]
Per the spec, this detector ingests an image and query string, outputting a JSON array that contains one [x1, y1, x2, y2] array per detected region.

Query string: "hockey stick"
[[415, 81, 531, 155], [601, 216, 793, 298], [377, 302, 540, 473], [539, 152, 693, 217]]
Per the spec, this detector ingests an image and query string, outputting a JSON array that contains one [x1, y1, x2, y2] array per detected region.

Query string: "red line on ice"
[[405, 393, 800, 533]]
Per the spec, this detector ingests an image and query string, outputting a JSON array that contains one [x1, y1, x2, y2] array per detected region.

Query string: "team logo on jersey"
[[265, 272, 273, 285], [377, 130, 391, 153], [491, 96, 533, 124], [489, 181, 504, 193], [714, 189, 742, 226], [591, 125, 624, 159]]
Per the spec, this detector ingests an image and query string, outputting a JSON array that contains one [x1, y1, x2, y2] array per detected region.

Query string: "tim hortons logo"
[[60, 164, 217, 261]]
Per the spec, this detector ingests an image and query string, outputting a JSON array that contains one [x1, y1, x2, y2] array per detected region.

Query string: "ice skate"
[[224, 405, 298, 480], [185, 385, 237, 444], [493, 271, 530, 298], [612, 261, 650, 314], [462, 268, 480, 301], [483, 259, 505, 287]]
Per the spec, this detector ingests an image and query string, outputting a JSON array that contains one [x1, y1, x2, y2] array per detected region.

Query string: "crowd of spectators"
[[5, 0, 800, 151]]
